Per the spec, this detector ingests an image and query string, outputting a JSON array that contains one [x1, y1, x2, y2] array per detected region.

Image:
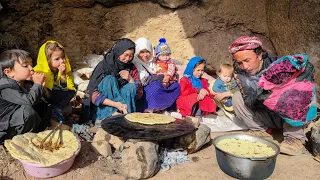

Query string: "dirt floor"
[[1, 130, 320, 180]]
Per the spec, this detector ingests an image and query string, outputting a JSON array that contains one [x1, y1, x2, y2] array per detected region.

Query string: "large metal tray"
[[101, 114, 195, 140]]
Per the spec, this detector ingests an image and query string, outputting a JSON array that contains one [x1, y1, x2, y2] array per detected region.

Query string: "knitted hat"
[[155, 38, 171, 57]]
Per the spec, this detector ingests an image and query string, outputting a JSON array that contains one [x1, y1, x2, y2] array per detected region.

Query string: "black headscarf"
[[80, 38, 135, 122], [88, 38, 135, 95]]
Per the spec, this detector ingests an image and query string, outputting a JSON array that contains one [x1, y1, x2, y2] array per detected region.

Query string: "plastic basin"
[[19, 140, 81, 178]]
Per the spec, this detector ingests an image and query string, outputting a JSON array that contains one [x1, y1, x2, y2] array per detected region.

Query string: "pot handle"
[[249, 157, 268, 161]]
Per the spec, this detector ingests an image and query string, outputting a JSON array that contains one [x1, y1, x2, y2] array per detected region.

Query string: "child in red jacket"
[[176, 56, 216, 117]]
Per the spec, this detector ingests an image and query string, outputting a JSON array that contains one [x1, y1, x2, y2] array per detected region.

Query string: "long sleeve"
[[212, 78, 226, 93], [179, 77, 198, 96], [201, 78, 210, 92], [1, 83, 43, 106], [167, 61, 176, 77], [141, 74, 164, 86], [91, 89, 106, 106], [130, 68, 143, 99]]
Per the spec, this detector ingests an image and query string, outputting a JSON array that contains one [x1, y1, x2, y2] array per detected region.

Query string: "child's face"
[[5, 58, 34, 82], [119, 49, 134, 63], [193, 63, 205, 78], [138, 49, 152, 63], [158, 53, 171, 61], [219, 69, 233, 83], [50, 50, 66, 70]]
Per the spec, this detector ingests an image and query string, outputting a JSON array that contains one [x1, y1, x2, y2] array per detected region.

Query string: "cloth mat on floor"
[[201, 109, 248, 132]]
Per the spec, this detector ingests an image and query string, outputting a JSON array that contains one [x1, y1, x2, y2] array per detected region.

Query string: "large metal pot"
[[213, 134, 280, 180]]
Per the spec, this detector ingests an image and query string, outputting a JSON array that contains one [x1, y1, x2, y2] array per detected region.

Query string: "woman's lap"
[[96, 75, 137, 120], [138, 80, 180, 111]]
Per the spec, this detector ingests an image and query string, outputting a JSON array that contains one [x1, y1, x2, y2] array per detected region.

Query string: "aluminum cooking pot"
[[213, 134, 280, 180]]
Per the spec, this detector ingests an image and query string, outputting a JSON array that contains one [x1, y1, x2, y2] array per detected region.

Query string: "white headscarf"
[[133, 37, 157, 82]]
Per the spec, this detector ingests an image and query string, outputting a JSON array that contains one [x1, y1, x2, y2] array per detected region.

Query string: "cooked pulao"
[[216, 138, 276, 158], [4, 130, 79, 166]]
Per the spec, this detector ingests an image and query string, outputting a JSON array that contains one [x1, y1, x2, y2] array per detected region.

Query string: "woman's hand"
[[114, 102, 128, 114], [197, 89, 208, 101], [119, 70, 134, 83]]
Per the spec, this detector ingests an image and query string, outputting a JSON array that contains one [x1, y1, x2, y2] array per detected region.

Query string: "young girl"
[[34, 41, 76, 114], [176, 56, 216, 117], [212, 63, 237, 111]]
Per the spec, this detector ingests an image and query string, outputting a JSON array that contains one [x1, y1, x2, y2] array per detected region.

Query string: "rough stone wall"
[[266, 0, 320, 98], [0, 0, 277, 73], [266, 0, 320, 64], [1, 0, 319, 79]]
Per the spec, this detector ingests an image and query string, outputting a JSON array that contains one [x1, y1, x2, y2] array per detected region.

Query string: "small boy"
[[0, 50, 48, 143], [155, 38, 177, 87], [213, 63, 237, 111]]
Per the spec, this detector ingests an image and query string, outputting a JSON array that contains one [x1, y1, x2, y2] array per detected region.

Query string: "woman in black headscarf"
[[81, 38, 143, 125]]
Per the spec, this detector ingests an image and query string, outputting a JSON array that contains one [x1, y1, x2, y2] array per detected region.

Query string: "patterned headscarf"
[[183, 56, 206, 89], [228, 35, 264, 55]]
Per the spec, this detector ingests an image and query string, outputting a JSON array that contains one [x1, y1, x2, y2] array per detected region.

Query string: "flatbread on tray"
[[125, 112, 176, 125]]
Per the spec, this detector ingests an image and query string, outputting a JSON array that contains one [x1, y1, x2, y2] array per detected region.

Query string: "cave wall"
[[1, 0, 319, 77], [0, 0, 277, 72], [266, 0, 320, 74], [266, 0, 320, 98]]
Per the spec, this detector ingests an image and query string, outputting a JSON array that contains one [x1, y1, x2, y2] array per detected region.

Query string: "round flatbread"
[[125, 112, 176, 125], [4, 130, 79, 166]]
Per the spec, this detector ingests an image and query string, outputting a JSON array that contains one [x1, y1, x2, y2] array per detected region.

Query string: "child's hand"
[[42, 77, 46, 87], [214, 92, 231, 101], [197, 89, 208, 101], [163, 75, 170, 83], [32, 72, 45, 85], [58, 63, 66, 76]]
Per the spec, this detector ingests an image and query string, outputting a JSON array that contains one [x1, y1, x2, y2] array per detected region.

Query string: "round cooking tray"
[[101, 114, 195, 140]]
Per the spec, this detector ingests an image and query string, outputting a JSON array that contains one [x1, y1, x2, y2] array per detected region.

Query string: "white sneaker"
[[170, 112, 183, 119]]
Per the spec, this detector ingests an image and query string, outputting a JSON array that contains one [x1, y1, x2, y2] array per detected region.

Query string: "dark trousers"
[[48, 90, 76, 108]]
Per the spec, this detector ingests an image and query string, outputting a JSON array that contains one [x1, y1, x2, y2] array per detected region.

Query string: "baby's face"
[[158, 53, 171, 61], [219, 70, 232, 83]]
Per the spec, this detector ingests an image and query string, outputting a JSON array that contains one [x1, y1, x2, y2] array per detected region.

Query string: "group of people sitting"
[[0, 35, 317, 156]]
